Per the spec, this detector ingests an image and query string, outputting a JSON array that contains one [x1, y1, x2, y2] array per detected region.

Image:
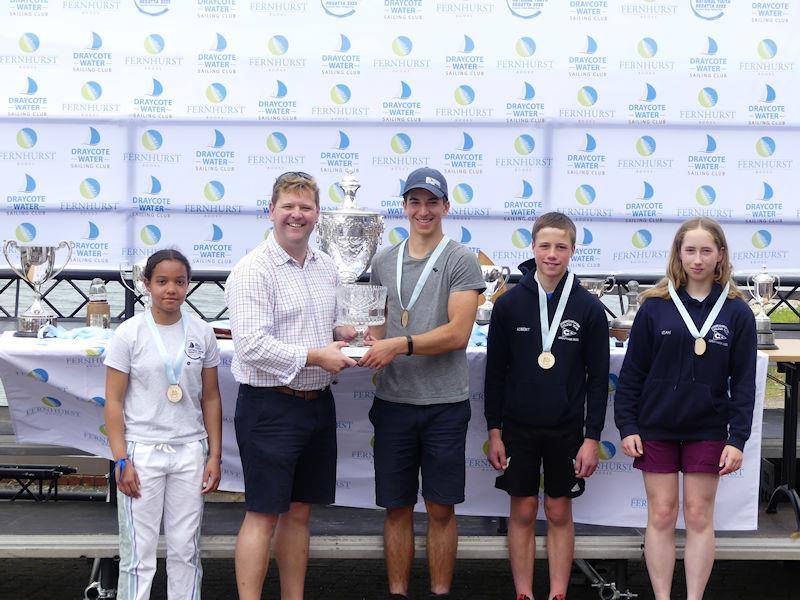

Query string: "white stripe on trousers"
[[117, 440, 207, 600]]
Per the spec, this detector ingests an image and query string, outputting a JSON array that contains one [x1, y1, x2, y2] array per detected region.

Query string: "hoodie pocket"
[[506, 380, 570, 428], [639, 378, 722, 431]]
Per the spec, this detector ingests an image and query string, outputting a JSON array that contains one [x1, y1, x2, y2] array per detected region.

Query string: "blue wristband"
[[114, 458, 128, 476]]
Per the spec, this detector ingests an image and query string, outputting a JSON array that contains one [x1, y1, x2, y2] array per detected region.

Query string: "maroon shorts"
[[633, 440, 726, 474]]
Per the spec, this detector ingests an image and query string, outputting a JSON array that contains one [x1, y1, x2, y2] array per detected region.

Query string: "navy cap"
[[402, 167, 448, 200]]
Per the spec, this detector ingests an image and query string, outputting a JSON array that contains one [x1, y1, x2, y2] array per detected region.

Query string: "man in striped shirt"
[[225, 172, 356, 600]]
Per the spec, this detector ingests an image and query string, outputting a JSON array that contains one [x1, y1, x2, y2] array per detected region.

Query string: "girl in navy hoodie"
[[614, 218, 756, 600]]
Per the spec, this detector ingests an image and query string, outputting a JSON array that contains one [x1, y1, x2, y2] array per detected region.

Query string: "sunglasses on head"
[[277, 171, 314, 182]]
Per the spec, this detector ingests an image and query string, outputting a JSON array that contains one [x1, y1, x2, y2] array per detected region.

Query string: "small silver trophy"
[[317, 170, 385, 284], [476, 265, 511, 325], [610, 280, 641, 344], [120, 259, 150, 308], [748, 265, 779, 350], [3, 240, 73, 336], [335, 284, 388, 359], [580, 275, 615, 299]]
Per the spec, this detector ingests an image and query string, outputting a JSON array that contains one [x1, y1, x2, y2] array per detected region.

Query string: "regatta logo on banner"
[[247, 131, 306, 168], [751, 2, 790, 23], [187, 83, 246, 117], [382, 81, 422, 122], [197, 34, 237, 75], [72, 32, 112, 73], [619, 0, 678, 19], [321, 0, 357, 17], [690, 0, 731, 20], [249, 34, 306, 71], [619, 37, 675, 73], [507, 0, 548, 18], [7, 76, 48, 117], [132, 175, 172, 219], [373, 35, 430, 70], [195, 0, 237, 18], [737, 136, 793, 173], [250, 1, 308, 16], [72, 221, 110, 264], [740, 39, 795, 75], [572, 226, 601, 267], [568, 0, 608, 21], [612, 229, 666, 264], [71, 127, 111, 170], [7, 0, 50, 17], [3, 127, 56, 166], [195, 129, 235, 173], [689, 36, 727, 79], [384, 0, 423, 20], [320, 130, 359, 174], [192, 224, 233, 266], [675, 184, 732, 219], [443, 131, 483, 176], [733, 229, 787, 264], [566, 133, 606, 176], [436, 1, 493, 16], [321, 34, 360, 75], [624, 181, 663, 222], [494, 133, 552, 171], [133, 78, 174, 119], [372, 132, 429, 171], [256, 80, 298, 121], [506, 82, 545, 124], [687, 134, 725, 177], [617, 135, 674, 173], [134, 0, 171, 16], [560, 85, 615, 121], [63, 0, 121, 14], [125, 34, 183, 69], [434, 84, 493, 121], [62, 81, 121, 116], [556, 184, 611, 221], [568, 35, 607, 78], [0, 32, 57, 67], [747, 84, 786, 126], [502, 179, 540, 222], [449, 183, 488, 218], [496, 36, 554, 74], [745, 182, 783, 224], [61, 177, 118, 214], [7, 173, 45, 215], [124, 129, 182, 167], [445, 35, 485, 77], [627, 83, 666, 125], [679, 86, 736, 124]]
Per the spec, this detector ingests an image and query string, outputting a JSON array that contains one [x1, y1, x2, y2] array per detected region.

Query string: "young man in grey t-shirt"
[[360, 167, 484, 600]]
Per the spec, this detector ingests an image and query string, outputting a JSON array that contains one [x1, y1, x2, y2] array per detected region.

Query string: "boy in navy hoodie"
[[484, 212, 610, 600]]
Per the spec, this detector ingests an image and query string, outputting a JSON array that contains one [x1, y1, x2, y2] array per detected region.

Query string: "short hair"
[[143, 248, 191, 281], [531, 212, 576, 246], [271, 171, 320, 207]]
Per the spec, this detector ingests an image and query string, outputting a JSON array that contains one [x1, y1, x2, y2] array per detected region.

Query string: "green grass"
[[768, 303, 800, 324]]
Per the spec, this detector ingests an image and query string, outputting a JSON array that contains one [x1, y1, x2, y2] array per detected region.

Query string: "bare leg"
[[508, 495, 539, 599], [683, 473, 719, 600], [384, 505, 415, 596], [642, 472, 680, 600], [235, 511, 278, 600], [273, 502, 312, 600], [543, 495, 573, 599], [425, 500, 458, 595]]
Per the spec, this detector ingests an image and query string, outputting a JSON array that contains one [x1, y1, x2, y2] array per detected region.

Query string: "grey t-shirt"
[[370, 238, 484, 405]]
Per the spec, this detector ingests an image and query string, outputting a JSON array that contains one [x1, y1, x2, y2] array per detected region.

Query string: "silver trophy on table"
[[3, 240, 73, 336], [748, 265, 779, 350], [120, 259, 150, 308], [476, 265, 511, 325], [580, 275, 615, 300], [317, 171, 386, 358], [610, 280, 641, 343]]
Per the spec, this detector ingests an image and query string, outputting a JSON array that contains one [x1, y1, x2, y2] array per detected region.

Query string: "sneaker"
[[429, 594, 451, 599], [388, 595, 409, 600]]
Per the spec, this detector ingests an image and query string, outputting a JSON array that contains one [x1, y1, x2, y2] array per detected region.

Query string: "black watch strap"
[[405, 335, 413, 356]]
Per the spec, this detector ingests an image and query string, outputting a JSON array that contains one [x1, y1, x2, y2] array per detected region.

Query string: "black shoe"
[[429, 594, 451, 599], [388, 594, 409, 600]]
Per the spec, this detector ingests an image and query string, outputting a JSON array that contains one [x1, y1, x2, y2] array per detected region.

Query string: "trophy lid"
[[324, 170, 380, 216], [752, 264, 775, 284]]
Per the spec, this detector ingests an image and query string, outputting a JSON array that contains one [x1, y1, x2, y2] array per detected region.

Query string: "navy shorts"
[[234, 384, 336, 514], [495, 419, 585, 499], [369, 397, 471, 509]]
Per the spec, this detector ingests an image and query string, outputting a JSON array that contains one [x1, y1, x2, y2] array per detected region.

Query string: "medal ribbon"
[[396, 236, 450, 313], [667, 280, 730, 342], [534, 271, 574, 354], [145, 308, 187, 386]]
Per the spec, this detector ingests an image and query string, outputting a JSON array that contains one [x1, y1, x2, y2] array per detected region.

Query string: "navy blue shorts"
[[234, 384, 336, 514], [369, 397, 471, 509]]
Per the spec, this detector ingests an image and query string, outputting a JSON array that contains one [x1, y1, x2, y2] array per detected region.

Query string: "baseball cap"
[[402, 167, 448, 199]]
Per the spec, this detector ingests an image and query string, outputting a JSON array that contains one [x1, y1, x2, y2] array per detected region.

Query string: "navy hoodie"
[[614, 283, 757, 451], [484, 261, 610, 439]]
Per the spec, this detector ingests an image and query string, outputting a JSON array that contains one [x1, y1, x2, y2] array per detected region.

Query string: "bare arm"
[[200, 366, 222, 494], [104, 367, 140, 497]]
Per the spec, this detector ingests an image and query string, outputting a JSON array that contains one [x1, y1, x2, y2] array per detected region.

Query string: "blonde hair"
[[640, 217, 744, 302], [271, 171, 320, 207]]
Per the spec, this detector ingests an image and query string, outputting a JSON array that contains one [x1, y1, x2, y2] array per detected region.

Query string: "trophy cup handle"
[[119, 263, 138, 295], [2, 240, 27, 281], [772, 275, 781, 301], [746, 274, 756, 302], [499, 266, 511, 293], [604, 275, 616, 293], [49, 241, 73, 280]]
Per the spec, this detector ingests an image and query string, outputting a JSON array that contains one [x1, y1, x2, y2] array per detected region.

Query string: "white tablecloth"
[[0, 331, 766, 529]]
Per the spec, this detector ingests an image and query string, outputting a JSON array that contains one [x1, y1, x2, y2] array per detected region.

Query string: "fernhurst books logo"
[[15, 222, 36, 242], [388, 227, 409, 245], [41, 396, 61, 408], [19, 33, 40, 53], [205, 83, 226, 103], [757, 38, 777, 60], [390, 133, 412, 154], [625, 182, 662, 222], [141, 129, 163, 150], [266, 131, 287, 153], [575, 184, 596, 205], [268, 35, 289, 56], [631, 229, 652, 248], [454, 85, 475, 106], [635, 135, 656, 156], [144, 34, 165, 55], [697, 86, 718, 107], [451, 183, 474, 204], [17, 127, 38, 148], [514, 134, 535, 155], [695, 185, 716, 206], [511, 228, 532, 249], [81, 81, 102, 101], [79, 178, 101, 199], [577, 85, 597, 106], [204, 180, 225, 202], [27, 368, 49, 382], [515, 36, 536, 57], [330, 83, 351, 104], [751, 229, 771, 249], [598, 441, 616, 460], [756, 136, 775, 157], [392, 36, 413, 57], [140, 224, 162, 245], [637, 37, 658, 59]]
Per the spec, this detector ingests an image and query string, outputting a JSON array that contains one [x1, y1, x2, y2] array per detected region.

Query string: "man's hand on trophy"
[[308, 341, 357, 374], [357, 336, 405, 370], [334, 325, 358, 342]]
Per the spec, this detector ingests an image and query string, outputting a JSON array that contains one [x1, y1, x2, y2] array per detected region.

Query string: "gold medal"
[[167, 384, 183, 403], [538, 351, 555, 370], [401, 309, 409, 328], [694, 337, 707, 356]]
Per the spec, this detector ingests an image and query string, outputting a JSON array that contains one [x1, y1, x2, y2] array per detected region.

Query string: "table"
[[0, 332, 767, 530], [762, 339, 800, 530]]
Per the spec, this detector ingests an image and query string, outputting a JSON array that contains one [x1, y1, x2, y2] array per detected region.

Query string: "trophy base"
[[15, 314, 56, 337], [475, 305, 493, 326], [757, 330, 779, 350], [341, 345, 370, 359]]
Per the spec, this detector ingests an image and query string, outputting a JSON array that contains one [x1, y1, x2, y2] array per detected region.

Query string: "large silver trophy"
[[120, 259, 150, 308], [3, 240, 73, 336], [610, 280, 641, 343], [580, 275, 615, 300], [317, 171, 386, 358], [476, 265, 511, 325], [748, 265, 779, 350]]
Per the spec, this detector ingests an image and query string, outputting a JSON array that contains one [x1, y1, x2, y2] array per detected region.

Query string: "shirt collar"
[[264, 233, 317, 267]]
